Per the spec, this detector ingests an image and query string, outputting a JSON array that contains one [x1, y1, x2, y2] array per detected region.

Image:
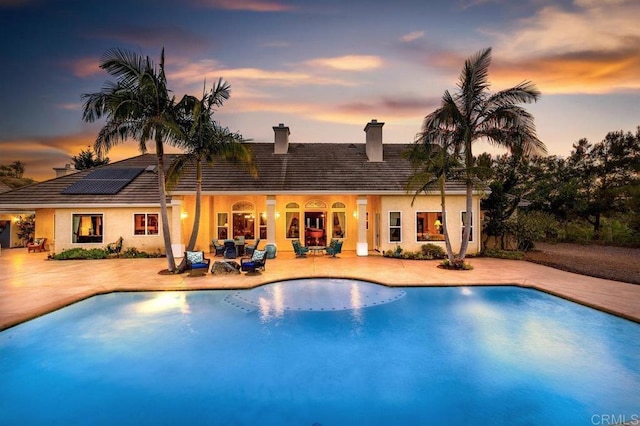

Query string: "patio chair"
[[244, 238, 261, 256], [324, 240, 343, 258], [106, 237, 123, 255], [292, 240, 309, 258], [240, 249, 267, 274], [185, 250, 211, 276], [27, 237, 46, 253], [223, 239, 237, 259], [212, 239, 225, 256]]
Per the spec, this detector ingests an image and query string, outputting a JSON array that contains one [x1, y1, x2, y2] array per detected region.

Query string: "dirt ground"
[[525, 242, 640, 284]]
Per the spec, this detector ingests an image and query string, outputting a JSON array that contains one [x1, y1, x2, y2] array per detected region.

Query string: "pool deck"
[[1, 247, 639, 330]]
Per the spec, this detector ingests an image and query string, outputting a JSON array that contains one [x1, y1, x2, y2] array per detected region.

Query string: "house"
[[0, 120, 486, 256]]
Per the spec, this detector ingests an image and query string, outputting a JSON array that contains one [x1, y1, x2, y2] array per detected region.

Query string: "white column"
[[357, 197, 368, 256], [266, 197, 276, 245], [170, 199, 184, 257]]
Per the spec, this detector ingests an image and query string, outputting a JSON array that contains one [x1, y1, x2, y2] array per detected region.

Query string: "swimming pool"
[[1, 280, 638, 425]]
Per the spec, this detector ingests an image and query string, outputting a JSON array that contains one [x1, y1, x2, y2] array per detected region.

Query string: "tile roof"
[[172, 143, 470, 194], [0, 181, 11, 194], [0, 155, 164, 208], [0, 143, 477, 208]]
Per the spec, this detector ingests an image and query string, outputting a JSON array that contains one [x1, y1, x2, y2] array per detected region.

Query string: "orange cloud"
[[168, 59, 355, 97], [0, 132, 184, 181], [490, 48, 640, 95], [490, 0, 640, 93]]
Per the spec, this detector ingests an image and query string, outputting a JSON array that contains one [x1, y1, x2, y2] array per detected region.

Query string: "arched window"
[[232, 201, 255, 239], [285, 202, 300, 239], [331, 202, 346, 239], [305, 200, 327, 209]]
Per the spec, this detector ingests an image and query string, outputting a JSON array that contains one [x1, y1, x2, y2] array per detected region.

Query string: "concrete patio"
[[1, 247, 639, 330]]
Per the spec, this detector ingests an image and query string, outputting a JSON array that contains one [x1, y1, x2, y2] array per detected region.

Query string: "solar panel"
[[62, 168, 145, 195]]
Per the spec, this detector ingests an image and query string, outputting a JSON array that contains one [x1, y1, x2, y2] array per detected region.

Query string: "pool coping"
[[1, 249, 639, 331]]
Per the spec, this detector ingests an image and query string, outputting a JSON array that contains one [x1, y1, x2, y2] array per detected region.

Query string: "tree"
[[168, 79, 256, 271], [420, 47, 546, 259], [16, 214, 35, 245], [71, 147, 110, 170], [0, 161, 25, 178], [566, 130, 640, 238], [406, 135, 461, 263], [82, 48, 183, 272]]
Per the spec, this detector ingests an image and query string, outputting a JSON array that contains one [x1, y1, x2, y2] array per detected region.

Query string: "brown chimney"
[[273, 123, 290, 154], [364, 119, 384, 162]]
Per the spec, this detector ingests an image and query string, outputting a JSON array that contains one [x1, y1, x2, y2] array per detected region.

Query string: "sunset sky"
[[1, 0, 639, 181]]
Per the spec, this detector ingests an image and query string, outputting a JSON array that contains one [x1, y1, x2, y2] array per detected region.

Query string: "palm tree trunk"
[[459, 137, 473, 259], [175, 160, 202, 274], [439, 174, 454, 262], [459, 181, 473, 259], [155, 138, 176, 272], [186, 160, 202, 251]]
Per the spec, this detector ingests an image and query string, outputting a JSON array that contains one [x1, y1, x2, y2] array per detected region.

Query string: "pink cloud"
[[70, 57, 102, 78], [197, 0, 294, 12]]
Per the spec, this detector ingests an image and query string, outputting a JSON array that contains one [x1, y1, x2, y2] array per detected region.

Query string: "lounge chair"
[[27, 238, 46, 253], [223, 239, 237, 259], [106, 237, 123, 255], [244, 238, 261, 256], [292, 240, 309, 258], [212, 239, 225, 256], [324, 240, 343, 258], [240, 249, 267, 274], [185, 250, 211, 276]]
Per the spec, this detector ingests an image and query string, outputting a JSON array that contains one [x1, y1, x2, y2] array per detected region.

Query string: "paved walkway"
[[1, 247, 639, 330]]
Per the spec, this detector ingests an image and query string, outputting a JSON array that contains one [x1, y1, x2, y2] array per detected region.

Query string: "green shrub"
[[421, 243, 446, 259], [51, 247, 108, 260], [120, 247, 149, 258], [508, 211, 559, 251], [482, 249, 525, 260], [383, 245, 404, 258], [441, 257, 473, 270]]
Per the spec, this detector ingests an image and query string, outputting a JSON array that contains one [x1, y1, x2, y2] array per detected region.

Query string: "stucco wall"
[[379, 194, 482, 255], [179, 193, 482, 255], [34, 209, 55, 252], [194, 194, 361, 253], [53, 207, 170, 254]]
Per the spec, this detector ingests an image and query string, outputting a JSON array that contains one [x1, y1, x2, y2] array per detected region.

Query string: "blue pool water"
[[1, 280, 639, 425]]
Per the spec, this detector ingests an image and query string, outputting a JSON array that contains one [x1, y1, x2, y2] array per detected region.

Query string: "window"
[[217, 213, 228, 240], [305, 200, 327, 209], [415, 212, 444, 242], [72, 214, 103, 243], [286, 203, 300, 239], [134, 213, 158, 235], [331, 202, 346, 239], [259, 212, 267, 239], [462, 211, 473, 242], [389, 211, 401, 242], [232, 201, 255, 239], [286, 212, 300, 238]]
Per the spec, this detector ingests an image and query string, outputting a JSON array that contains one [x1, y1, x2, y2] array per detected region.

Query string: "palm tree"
[[421, 47, 546, 260], [168, 79, 256, 267], [82, 48, 182, 272], [406, 136, 460, 263]]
